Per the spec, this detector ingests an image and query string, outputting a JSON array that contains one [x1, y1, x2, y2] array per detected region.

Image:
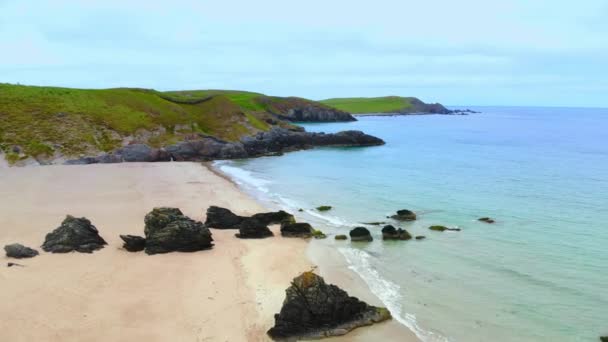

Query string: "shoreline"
[[0, 162, 417, 341]]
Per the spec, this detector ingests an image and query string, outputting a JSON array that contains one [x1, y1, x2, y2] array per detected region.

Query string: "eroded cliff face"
[[260, 97, 357, 122]]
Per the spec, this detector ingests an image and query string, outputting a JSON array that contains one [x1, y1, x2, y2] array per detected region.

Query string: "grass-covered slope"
[[1, 84, 341, 164], [321, 96, 450, 114]]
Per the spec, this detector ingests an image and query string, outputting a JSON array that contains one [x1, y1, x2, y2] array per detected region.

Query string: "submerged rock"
[[391, 209, 417, 221], [312, 229, 327, 239], [204, 206, 245, 229], [350, 227, 373, 242], [281, 222, 313, 238], [144, 207, 213, 254], [4, 243, 39, 259], [478, 217, 495, 224], [119, 235, 146, 252], [381, 225, 412, 240], [42, 216, 107, 253], [236, 218, 274, 239], [251, 210, 295, 226], [429, 225, 461, 232], [267, 272, 391, 340], [335, 235, 348, 240], [316, 206, 332, 212], [415, 235, 426, 240]]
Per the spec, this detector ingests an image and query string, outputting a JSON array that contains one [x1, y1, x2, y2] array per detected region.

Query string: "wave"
[[339, 247, 449, 342], [214, 161, 271, 194]]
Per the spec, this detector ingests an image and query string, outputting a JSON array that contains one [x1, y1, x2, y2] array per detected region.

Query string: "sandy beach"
[[0, 162, 417, 342]]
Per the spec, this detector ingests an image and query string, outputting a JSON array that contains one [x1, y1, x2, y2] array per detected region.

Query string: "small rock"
[[4, 243, 39, 258], [235, 218, 274, 239], [381, 225, 412, 240], [204, 206, 245, 229], [362, 221, 386, 226], [281, 222, 313, 238], [391, 209, 417, 221], [350, 227, 373, 242], [312, 229, 327, 239], [335, 235, 348, 240], [316, 206, 332, 212], [42, 215, 107, 253], [7, 262, 25, 267], [429, 225, 461, 232], [415, 235, 426, 240], [119, 235, 146, 252], [600, 336, 608, 342], [267, 272, 391, 340], [478, 217, 495, 224]]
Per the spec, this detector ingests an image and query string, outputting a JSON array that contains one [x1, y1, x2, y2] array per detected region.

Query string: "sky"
[[1, 0, 607, 106]]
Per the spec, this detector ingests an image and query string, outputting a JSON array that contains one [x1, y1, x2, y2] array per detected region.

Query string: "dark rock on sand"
[[281, 222, 313, 238], [350, 227, 373, 242], [316, 206, 332, 212], [429, 225, 461, 232], [236, 218, 274, 239], [267, 272, 391, 340], [4, 243, 39, 259], [7, 262, 25, 267], [478, 217, 495, 224], [42, 215, 107, 253], [251, 210, 295, 226], [119, 235, 146, 252], [381, 225, 412, 240], [204, 206, 245, 229], [144, 207, 213, 255], [335, 235, 348, 240], [391, 209, 417, 221], [415, 235, 426, 240]]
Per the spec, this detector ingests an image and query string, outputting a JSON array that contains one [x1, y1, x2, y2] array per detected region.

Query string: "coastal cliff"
[[321, 96, 473, 115]]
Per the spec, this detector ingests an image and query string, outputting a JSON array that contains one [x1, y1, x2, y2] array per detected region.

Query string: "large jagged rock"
[[235, 218, 274, 239], [251, 210, 295, 226], [281, 222, 313, 238], [144, 207, 213, 255], [119, 235, 146, 252], [204, 206, 245, 229], [390, 209, 417, 221], [42, 216, 107, 253], [267, 272, 391, 340], [349, 227, 373, 242], [381, 225, 412, 240], [4, 243, 39, 259]]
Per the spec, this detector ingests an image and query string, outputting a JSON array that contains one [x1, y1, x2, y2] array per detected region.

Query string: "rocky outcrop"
[[251, 211, 295, 226], [144, 208, 213, 254], [236, 218, 274, 239], [4, 243, 39, 258], [119, 235, 146, 252], [478, 217, 495, 224], [350, 227, 373, 242], [281, 222, 313, 238], [204, 206, 245, 229], [42, 216, 107, 253], [267, 272, 391, 340], [391, 209, 417, 221], [381, 225, 412, 240], [429, 225, 461, 232], [261, 97, 356, 122], [65, 128, 384, 164]]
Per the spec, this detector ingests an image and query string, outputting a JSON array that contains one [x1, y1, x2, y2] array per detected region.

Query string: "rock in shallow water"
[[429, 225, 461, 232], [349, 227, 373, 242], [390, 209, 417, 221], [42, 216, 107, 253], [144, 208, 213, 255], [4, 243, 39, 258], [381, 225, 412, 240], [119, 235, 146, 252], [478, 217, 495, 224], [236, 218, 274, 239], [267, 272, 391, 341], [335, 235, 348, 240]]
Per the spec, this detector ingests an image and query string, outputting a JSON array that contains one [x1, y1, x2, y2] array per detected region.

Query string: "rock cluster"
[[204, 206, 295, 229], [381, 225, 412, 240], [42, 216, 107, 253], [4, 243, 39, 258], [144, 208, 213, 255], [390, 209, 417, 221], [267, 272, 391, 340], [349, 227, 372, 242], [66, 129, 384, 164]]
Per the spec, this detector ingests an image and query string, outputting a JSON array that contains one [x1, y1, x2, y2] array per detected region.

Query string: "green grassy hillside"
[[0, 84, 319, 164], [321, 96, 415, 114]]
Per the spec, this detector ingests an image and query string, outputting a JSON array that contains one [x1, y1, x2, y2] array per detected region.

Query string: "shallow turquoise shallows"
[[216, 107, 608, 342]]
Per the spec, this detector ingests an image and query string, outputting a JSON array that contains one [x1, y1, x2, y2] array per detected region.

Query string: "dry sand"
[[0, 162, 417, 342]]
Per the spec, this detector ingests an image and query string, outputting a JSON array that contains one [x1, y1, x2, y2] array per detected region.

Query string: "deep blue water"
[[217, 107, 608, 341]]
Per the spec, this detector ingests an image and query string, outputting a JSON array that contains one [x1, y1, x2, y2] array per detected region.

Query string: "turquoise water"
[[216, 107, 608, 341]]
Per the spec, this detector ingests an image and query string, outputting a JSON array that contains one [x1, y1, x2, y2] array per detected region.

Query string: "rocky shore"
[[65, 128, 385, 165]]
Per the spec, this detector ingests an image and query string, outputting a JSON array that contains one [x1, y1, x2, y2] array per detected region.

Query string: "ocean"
[[215, 106, 608, 341]]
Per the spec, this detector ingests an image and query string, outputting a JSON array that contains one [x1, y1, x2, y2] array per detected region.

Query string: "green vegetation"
[[0, 84, 318, 164], [321, 96, 415, 114]]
